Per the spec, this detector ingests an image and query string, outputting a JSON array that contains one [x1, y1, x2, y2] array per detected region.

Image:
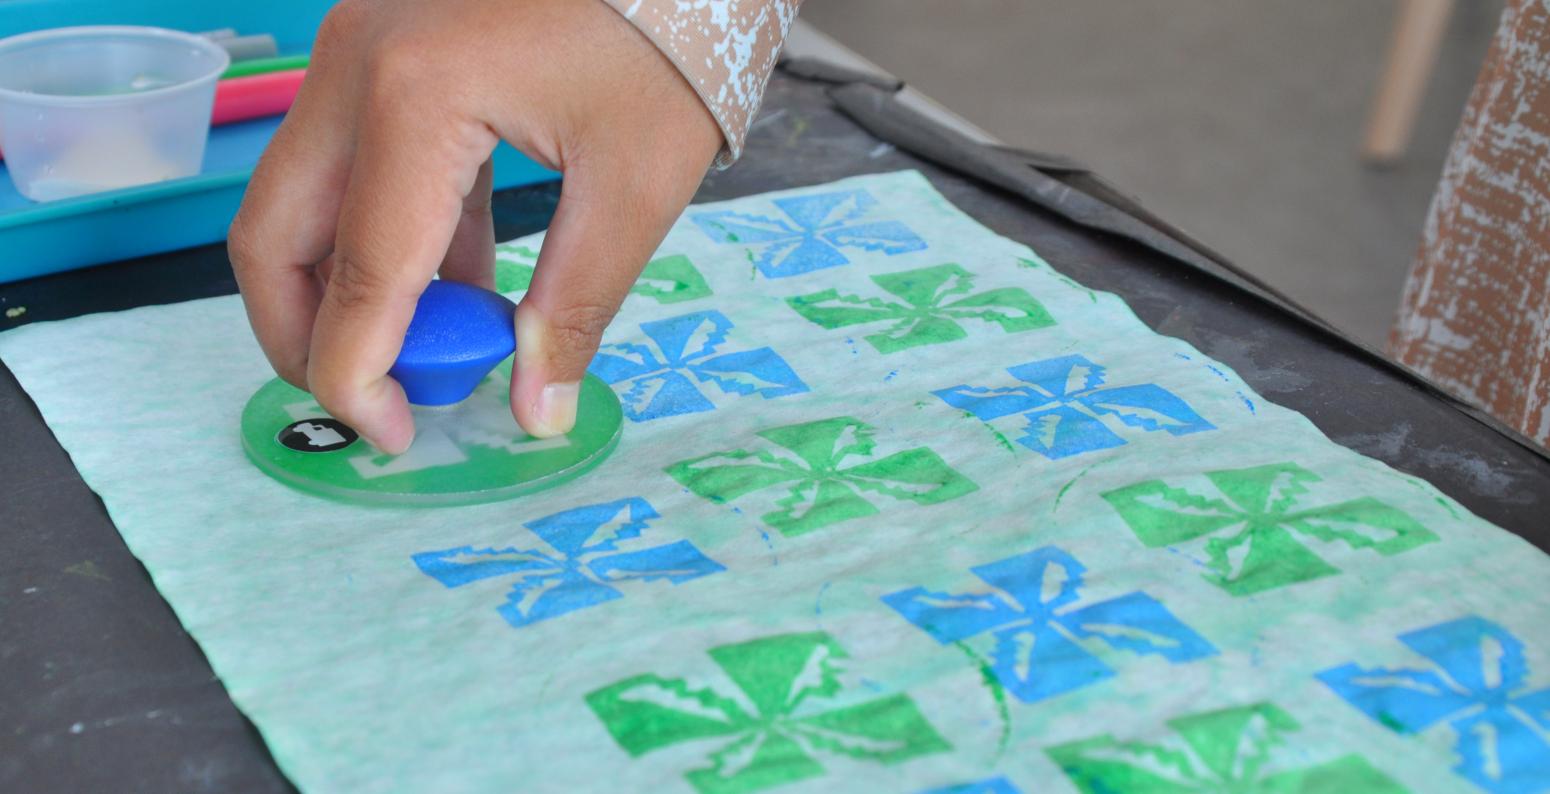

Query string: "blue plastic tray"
[[0, 0, 559, 284]]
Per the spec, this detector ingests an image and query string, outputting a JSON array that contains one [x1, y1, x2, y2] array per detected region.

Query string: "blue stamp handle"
[[389, 281, 517, 406]]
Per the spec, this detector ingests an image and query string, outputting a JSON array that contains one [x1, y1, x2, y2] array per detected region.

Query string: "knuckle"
[[304, 361, 365, 423], [316, 0, 369, 49], [362, 35, 436, 99], [274, 356, 310, 391], [545, 302, 618, 360], [226, 214, 259, 270], [322, 256, 393, 314], [306, 374, 356, 421], [461, 188, 492, 218]]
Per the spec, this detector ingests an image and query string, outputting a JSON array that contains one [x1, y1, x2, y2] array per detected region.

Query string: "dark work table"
[[3, 65, 1546, 793]]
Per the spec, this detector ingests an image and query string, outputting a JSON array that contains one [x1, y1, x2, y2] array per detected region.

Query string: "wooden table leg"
[[1363, 0, 1457, 164]]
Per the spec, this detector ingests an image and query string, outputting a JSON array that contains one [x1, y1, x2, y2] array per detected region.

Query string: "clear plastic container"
[[0, 26, 229, 202]]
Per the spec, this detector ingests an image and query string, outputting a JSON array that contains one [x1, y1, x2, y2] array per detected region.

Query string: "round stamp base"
[[241, 369, 622, 507]]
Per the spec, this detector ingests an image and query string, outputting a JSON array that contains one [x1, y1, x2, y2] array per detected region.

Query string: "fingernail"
[[529, 381, 580, 438]]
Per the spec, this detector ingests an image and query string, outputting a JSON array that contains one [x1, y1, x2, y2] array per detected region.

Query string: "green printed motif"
[[1048, 702, 1407, 793], [1101, 462, 1436, 595], [666, 416, 978, 536], [633, 254, 714, 304], [494, 244, 711, 303], [786, 263, 1054, 354], [586, 632, 949, 794]]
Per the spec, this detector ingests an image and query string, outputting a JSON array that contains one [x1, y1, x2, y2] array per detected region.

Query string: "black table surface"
[[3, 69, 1546, 793]]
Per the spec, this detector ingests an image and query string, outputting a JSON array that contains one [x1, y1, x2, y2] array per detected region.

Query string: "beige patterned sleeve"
[[601, 0, 802, 167], [1390, 0, 1550, 448]]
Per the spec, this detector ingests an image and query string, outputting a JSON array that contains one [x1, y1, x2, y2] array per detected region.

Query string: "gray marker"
[[217, 34, 279, 62]]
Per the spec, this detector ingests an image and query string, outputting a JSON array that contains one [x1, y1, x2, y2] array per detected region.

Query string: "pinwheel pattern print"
[[494, 243, 712, 303], [787, 263, 1055, 354], [1102, 462, 1436, 595], [586, 632, 950, 794], [691, 189, 927, 278], [412, 498, 723, 628], [1318, 616, 1550, 793], [666, 416, 978, 536], [590, 310, 808, 421], [883, 546, 1216, 703], [1047, 702, 1407, 793], [934, 354, 1214, 459]]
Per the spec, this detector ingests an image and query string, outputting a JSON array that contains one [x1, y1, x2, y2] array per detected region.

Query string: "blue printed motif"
[[590, 310, 809, 421], [691, 189, 927, 278], [920, 777, 1021, 794], [413, 498, 724, 628], [1318, 616, 1550, 794], [882, 546, 1216, 703], [934, 354, 1214, 459]]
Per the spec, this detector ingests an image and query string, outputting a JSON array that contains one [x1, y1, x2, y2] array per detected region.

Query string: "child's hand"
[[229, 0, 723, 453]]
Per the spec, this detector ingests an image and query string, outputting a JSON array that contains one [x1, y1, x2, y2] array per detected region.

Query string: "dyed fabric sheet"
[[3, 171, 1548, 794]]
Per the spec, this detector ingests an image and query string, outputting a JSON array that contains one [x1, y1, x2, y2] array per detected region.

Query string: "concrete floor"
[[801, 1, 1504, 346]]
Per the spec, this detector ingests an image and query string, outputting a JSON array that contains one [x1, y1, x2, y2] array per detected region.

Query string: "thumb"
[[512, 162, 694, 437]]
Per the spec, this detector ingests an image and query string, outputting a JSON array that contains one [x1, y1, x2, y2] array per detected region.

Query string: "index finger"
[[306, 89, 497, 453], [228, 36, 359, 386]]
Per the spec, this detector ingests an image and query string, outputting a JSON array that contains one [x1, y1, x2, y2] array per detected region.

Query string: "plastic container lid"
[[0, 25, 230, 202]]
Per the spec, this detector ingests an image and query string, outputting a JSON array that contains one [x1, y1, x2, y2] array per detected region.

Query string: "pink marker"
[[210, 68, 306, 125]]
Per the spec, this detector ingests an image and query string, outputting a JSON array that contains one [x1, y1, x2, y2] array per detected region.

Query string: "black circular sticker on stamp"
[[277, 418, 359, 453]]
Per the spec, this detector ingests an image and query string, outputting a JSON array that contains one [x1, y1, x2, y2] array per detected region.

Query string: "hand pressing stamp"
[[240, 281, 623, 506]]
